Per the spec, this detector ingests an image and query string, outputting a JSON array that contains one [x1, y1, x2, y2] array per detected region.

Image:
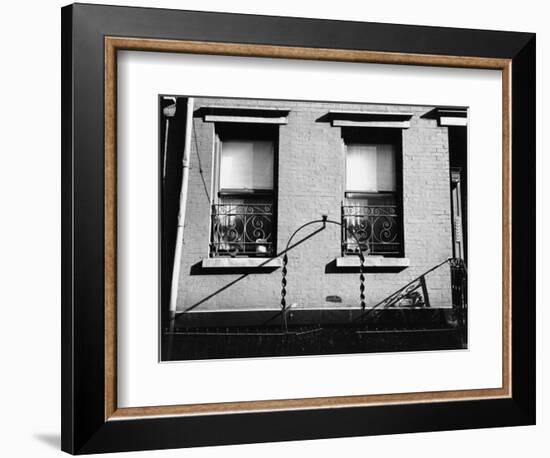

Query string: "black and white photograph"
[[0, 0, 543, 456], [160, 96, 469, 361]]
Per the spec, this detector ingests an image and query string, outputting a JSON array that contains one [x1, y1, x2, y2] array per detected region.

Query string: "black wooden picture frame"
[[61, 3, 535, 454]]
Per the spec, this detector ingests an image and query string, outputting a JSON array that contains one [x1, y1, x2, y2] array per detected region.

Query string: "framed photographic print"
[[61, 3, 536, 454]]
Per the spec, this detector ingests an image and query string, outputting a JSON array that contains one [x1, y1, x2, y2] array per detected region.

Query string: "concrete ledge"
[[327, 109, 414, 129], [204, 115, 288, 124], [336, 256, 410, 268], [202, 257, 283, 269]]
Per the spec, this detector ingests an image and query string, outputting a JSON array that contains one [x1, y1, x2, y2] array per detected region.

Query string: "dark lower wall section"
[[173, 307, 458, 328], [162, 307, 467, 361]]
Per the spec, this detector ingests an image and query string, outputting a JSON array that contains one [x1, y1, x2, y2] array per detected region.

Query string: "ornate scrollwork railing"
[[341, 203, 401, 256], [210, 202, 274, 257]]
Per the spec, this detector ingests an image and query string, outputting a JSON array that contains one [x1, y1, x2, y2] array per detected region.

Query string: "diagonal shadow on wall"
[[182, 226, 326, 313]]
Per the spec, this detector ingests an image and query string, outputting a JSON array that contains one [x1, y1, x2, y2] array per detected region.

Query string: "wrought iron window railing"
[[341, 203, 402, 256], [210, 202, 274, 257]]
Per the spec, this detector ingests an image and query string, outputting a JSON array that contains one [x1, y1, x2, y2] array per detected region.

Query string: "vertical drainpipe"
[[169, 97, 195, 321], [162, 98, 176, 180]]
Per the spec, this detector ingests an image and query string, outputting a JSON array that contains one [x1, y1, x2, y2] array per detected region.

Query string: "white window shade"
[[346, 143, 396, 193], [220, 140, 274, 191]]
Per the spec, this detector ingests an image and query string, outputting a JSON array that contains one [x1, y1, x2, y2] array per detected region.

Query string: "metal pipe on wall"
[[169, 97, 195, 319], [162, 97, 176, 179]]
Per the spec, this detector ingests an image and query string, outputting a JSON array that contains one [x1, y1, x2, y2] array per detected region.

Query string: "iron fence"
[[342, 203, 402, 255], [210, 202, 274, 256]]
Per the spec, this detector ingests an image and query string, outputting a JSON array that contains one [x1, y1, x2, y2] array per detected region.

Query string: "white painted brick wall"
[[175, 98, 454, 311]]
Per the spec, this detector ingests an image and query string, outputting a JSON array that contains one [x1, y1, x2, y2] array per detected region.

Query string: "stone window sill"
[[335, 256, 410, 268], [202, 257, 283, 269]]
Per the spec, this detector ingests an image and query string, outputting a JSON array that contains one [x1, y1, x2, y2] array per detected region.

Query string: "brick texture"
[[172, 98, 454, 312]]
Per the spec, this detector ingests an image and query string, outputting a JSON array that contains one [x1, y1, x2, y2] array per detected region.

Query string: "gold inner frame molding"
[[104, 36, 512, 421]]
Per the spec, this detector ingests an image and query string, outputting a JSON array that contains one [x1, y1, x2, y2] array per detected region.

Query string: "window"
[[342, 129, 403, 257], [346, 143, 396, 194], [211, 124, 277, 257], [219, 140, 274, 191]]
